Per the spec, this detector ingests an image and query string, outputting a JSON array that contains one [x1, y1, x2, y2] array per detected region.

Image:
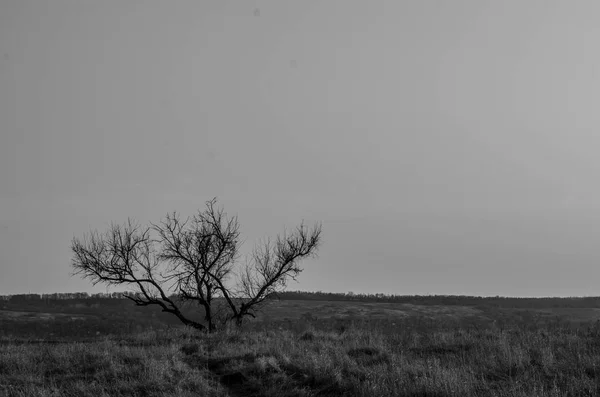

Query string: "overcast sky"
[[2, 1, 600, 297]]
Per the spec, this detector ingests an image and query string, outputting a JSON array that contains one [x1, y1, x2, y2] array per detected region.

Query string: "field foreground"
[[3, 317, 600, 396], [4, 295, 600, 396]]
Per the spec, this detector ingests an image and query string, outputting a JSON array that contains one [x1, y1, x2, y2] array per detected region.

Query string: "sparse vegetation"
[[3, 295, 600, 396]]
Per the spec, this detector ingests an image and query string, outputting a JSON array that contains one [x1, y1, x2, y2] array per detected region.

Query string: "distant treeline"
[[0, 292, 131, 302], [274, 291, 600, 309], [4, 291, 600, 309]]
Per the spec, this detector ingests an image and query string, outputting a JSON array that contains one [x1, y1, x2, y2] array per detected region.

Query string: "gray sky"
[[2, 1, 600, 297]]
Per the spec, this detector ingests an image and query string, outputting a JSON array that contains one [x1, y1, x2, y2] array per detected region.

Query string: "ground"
[[2, 295, 600, 396]]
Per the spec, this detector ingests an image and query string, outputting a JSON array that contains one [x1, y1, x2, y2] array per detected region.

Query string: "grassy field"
[[3, 296, 600, 396]]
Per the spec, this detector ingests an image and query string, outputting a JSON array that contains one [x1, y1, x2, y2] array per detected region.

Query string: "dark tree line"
[[275, 291, 600, 309], [5, 291, 600, 311]]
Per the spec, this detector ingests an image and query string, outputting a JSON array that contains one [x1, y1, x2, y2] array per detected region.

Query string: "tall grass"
[[3, 318, 600, 396]]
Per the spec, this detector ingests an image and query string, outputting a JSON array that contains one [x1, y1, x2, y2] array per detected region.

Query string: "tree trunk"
[[235, 315, 244, 328], [204, 303, 217, 333]]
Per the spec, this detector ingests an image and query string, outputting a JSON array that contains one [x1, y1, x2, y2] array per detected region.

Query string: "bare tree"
[[232, 223, 321, 325], [71, 198, 322, 332]]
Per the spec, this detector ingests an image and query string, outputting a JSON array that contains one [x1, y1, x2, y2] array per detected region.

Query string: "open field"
[[3, 295, 600, 396]]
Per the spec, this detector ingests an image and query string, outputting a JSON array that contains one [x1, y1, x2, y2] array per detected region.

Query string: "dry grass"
[[3, 319, 600, 396], [0, 331, 223, 396]]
